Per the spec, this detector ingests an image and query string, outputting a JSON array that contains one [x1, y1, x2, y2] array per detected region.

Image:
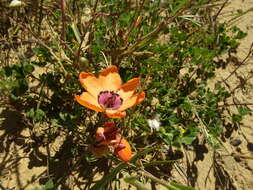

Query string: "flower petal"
[[105, 110, 126, 118], [118, 78, 140, 101], [79, 72, 103, 97], [98, 66, 122, 91], [119, 91, 145, 111], [96, 127, 105, 141], [104, 121, 116, 129], [75, 92, 104, 112], [114, 138, 132, 162]]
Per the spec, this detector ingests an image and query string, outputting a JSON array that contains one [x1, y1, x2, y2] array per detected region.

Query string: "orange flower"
[[75, 66, 145, 118], [91, 122, 132, 162]]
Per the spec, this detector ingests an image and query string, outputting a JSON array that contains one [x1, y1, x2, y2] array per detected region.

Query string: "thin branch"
[[123, 0, 145, 44], [46, 143, 51, 178], [218, 103, 253, 107], [224, 42, 253, 82], [8, 17, 68, 76], [213, 0, 229, 21], [60, 0, 66, 41], [37, 0, 44, 34], [227, 6, 253, 25], [230, 73, 253, 93], [119, 0, 192, 58], [33, 37, 68, 76], [93, 0, 99, 14]]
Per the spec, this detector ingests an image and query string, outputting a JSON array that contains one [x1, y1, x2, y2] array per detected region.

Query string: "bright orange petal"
[[105, 110, 126, 118], [114, 138, 132, 162], [119, 91, 145, 111], [118, 78, 140, 100], [79, 72, 103, 96], [98, 66, 122, 91], [75, 92, 104, 112]]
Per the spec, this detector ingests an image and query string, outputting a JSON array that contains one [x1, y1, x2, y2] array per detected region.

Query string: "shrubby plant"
[[0, 0, 250, 189]]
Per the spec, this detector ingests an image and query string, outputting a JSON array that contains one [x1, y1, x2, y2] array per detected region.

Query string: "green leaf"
[[214, 82, 222, 90], [44, 179, 54, 190], [141, 170, 196, 190], [181, 136, 196, 145], [23, 64, 35, 74], [238, 106, 251, 116], [170, 182, 196, 190], [26, 108, 35, 118], [4, 66, 13, 77], [235, 30, 247, 39], [59, 113, 66, 121], [124, 176, 150, 190], [35, 109, 45, 122], [232, 114, 242, 123], [143, 160, 175, 167]]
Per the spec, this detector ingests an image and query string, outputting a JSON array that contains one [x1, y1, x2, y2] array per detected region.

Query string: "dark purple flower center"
[[98, 91, 123, 110]]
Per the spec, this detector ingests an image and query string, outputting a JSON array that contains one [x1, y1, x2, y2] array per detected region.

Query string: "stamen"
[[98, 91, 123, 110]]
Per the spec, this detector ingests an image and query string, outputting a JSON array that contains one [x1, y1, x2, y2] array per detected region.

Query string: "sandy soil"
[[174, 0, 253, 189], [1, 0, 253, 189]]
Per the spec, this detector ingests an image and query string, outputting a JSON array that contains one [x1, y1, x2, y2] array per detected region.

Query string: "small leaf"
[[23, 64, 35, 74], [35, 109, 45, 122], [238, 106, 251, 116], [181, 136, 196, 145], [232, 114, 242, 123], [124, 176, 150, 190], [26, 108, 35, 118], [4, 66, 13, 77], [59, 113, 66, 121], [44, 179, 54, 190], [235, 30, 247, 39]]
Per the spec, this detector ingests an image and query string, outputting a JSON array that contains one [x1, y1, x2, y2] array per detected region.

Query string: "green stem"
[[124, 176, 150, 190]]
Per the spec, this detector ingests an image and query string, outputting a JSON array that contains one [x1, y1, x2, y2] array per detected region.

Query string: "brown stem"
[[117, 0, 192, 62], [224, 42, 253, 82], [60, 0, 66, 41], [213, 0, 229, 21], [219, 103, 253, 107]]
